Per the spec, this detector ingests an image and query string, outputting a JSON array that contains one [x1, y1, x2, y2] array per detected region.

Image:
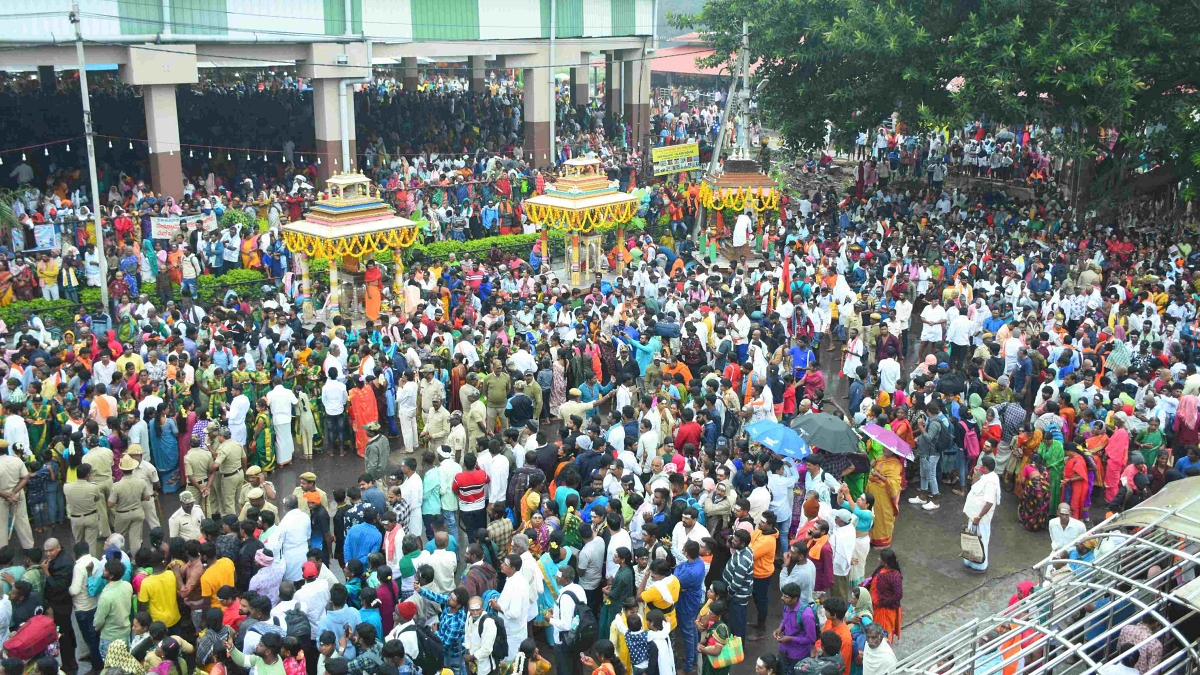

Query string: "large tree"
[[676, 0, 1200, 201]]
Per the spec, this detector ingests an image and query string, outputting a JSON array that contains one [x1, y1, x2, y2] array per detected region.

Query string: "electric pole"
[[71, 3, 110, 310]]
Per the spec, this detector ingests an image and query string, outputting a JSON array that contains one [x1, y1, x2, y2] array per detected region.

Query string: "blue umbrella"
[[744, 420, 811, 460]]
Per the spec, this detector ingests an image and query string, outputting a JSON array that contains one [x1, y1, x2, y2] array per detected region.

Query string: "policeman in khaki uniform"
[[210, 427, 247, 517], [80, 443, 115, 535], [237, 487, 279, 521], [64, 463, 106, 558], [110, 454, 151, 554], [236, 465, 276, 515], [291, 472, 334, 517], [0, 444, 34, 550], [125, 445, 161, 529], [183, 437, 216, 517]]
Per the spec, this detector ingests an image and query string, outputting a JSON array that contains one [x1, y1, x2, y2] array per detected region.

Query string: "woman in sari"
[[1040, 437, 1066, 508], [599, 547, 635, 638], [118, 246, 139, 296], [206, 368, 228, 421], [867, 548, 903, 642], [549, 353, 568, 417], [534, 536, 572, 634], [346, 377, 378, 458], [363, 260, 383, 322], [25, 396, 52, 456], [116, 312, 139, 345], [249, 398, 276, 473], [295, 388, 320, 460], [1061, 442, 1092, 520], [166, 244, 183, 286], [1012, 424, 1043, 499], [231, 360, 255, 404], [1104, 414, 1130, 502], [1018, 455, 1051, 532], [240, 232, 260, 270], [449, 356, 468, 414], [150, 404, 181, 493], [521, 512, 552, 559], [866, 447, 903, 547], [0, 261, 14, 307], [10, 257, 35, 301], [1083, 420, 1110, 494], [140, 237, 158, 284], [696, 601, 732, 675]]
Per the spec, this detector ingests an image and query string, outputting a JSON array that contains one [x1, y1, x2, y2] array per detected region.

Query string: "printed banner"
[[150, 212, 218, 239], [651, 142, 700, 176], [32, 224, 57, 250]]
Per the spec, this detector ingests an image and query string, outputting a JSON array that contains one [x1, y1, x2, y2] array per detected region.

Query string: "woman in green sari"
[[116, 313, 139, 344], [193, 354, 213, 415], [1039, 438, 1066, 508], [231, 361, 255, 403], [206, 367, 227, 420], [968, 393, 988, 428], [599, 546, 635, 638], [26, 396, 52, 455], [249, 398, 276, 473]]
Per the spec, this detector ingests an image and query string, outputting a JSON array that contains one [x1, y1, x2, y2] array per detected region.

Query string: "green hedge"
[[0, 268, 268, 328]]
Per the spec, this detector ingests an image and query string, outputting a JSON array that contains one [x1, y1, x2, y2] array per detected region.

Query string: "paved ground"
[[47, 256, 1056, 669]]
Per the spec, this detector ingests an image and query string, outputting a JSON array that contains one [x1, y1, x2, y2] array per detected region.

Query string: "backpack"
[[507, 467, 545, 510], [274, 606, 312, 642], [249, 621, 286, 639], [561, 589, 598, 651], [672, 494, 707, 526], [401, 623, 444, 675], [3, 613, 56, 660], [934, 416, 955, 452], [480, 612, 509, 662]]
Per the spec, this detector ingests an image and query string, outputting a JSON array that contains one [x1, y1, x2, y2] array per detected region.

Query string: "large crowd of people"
[[0, 63, 1193, 675]]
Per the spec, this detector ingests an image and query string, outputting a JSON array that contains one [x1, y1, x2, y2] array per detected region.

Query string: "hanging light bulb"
[[208, 151, 212, 159], [246, 153, 251, 161], [108, 140, 112, 148], [148, 146, 153, 153], [1, 157, 4, 165], [129, 141, 133, 150], [300, 155, 305, 163], [22, 153, 26, 161], [66, 144, 70, 152], [227, 153, 231, 161], [317, 157, 322, 165], [263, 153, 267, 161], [189, 150, 193, 158]]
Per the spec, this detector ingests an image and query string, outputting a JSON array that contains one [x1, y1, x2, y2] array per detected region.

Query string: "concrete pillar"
[[37, 66, 56, 91], [312, 78, 356, 183], [570, 60, 589, 107], [523, 67, 552, 168], [469, 56, 487, 94], [143, 84, 184, 199], [402, 57, 419, 92], [622, 52, 651, 144], [604, 51, 621, 132]]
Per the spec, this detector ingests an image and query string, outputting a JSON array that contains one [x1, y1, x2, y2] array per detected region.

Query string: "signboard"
[[150, 212, 218, 239], [651, 143, 700, 176], [32, 224, 57, 250]]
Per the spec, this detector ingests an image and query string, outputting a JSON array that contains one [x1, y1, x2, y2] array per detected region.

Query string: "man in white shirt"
[[877, 351, 901, 394], [747, 472, 771, 523], [550, 567, 586, 674], [428, 531, 459, 593], [604, 513, 632, 579], [485, 447, 509, 506], [1049, 502, 1087, 552], [323, 345, 345, 383], [490, 554, 529, 659], [963, 455, 1001, 572], [227, 384, 252, 445], [168, 490, 204, 540], [946, 310, 974, 370], [670, 508, 711, 557], [919, 297, 947, 361], [397, 372, 420, 453], [265, 378, 299, 466], [93, 352, 118, 386], [320, 368, 349, 456], [830, 509, 857, 600]]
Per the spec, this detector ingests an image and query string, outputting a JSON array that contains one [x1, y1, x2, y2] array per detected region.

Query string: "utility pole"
[[737, 18, 750, 159], [71, 4, 109, 310]]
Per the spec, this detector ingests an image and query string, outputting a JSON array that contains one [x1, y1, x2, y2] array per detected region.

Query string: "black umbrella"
[[789, 413, 861, 454]]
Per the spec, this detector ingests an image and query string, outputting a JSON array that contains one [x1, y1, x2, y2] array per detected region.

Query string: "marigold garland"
[[524, 199, 637, 232], [695, 183, 779, 212], [282, 227, 420, 259]]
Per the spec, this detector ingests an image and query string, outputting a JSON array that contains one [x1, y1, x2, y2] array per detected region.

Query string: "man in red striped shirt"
[[452, 452, 490, 543]]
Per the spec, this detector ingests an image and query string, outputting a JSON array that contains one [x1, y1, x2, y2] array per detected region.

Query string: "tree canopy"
[[675, 0, 1200, 199]]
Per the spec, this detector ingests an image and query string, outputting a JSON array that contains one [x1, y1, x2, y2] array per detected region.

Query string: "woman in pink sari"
[[1104, 413, 1131, 502]]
